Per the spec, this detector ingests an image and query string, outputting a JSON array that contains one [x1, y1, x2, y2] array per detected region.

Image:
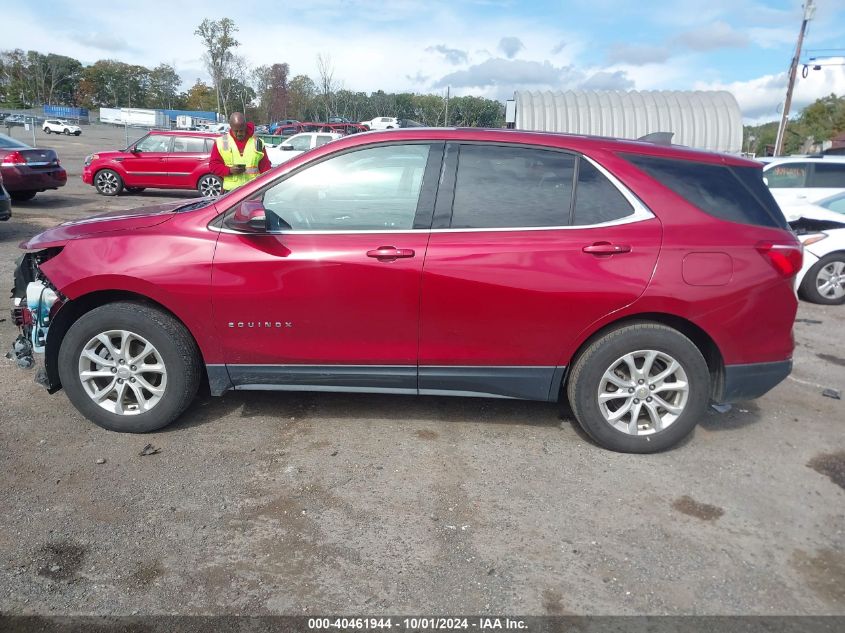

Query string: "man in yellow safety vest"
[[208, 112, 271, 192]]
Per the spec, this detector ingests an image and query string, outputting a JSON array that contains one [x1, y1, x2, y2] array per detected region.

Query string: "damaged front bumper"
[[8, 250, 64, 382]]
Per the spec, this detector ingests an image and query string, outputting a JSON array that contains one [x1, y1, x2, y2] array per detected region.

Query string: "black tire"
[[197, 174, 222, 197], [58, 302, 202, 433], [94, 169, 123, 196], [74, 131, 81, 136], [798, 252, 845, 305], [44, 127, 51, 134], [566, 322, 710, 453], [10, 190, 37, 202], [125, 187, 146, 193], [63, 128, 70, 135]]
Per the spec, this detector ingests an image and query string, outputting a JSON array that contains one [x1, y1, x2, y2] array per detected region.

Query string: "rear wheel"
[[10, 190, 37, 202], [94, 169, 123, 196], [566, 323, 710, 453], [799, 253, 845, 305], [74, 131, 81, 136], [58, 302, 202, 433], [44, 128, 51, 134], [63, 128, 70, 135], [197, 174, 222, 197]]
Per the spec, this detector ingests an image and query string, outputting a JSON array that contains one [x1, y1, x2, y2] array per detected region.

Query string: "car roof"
[[148, 130, 220, 137], [325, 128, 760, 167], [762, 155, 845, 166]]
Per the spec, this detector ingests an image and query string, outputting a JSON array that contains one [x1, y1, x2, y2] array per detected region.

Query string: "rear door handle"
[[366, 246, 416, 261], [582, 242, 632, 255]]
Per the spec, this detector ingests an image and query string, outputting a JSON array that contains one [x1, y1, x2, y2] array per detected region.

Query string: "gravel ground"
[[0, 126, 843, 615]]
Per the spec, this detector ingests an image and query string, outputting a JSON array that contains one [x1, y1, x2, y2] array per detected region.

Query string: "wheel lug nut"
[[117, 379, 124, 384], [649, 384, 655, 390], [130, 365, 136, 371], [633, 399, 640, 404], [119, 359, 125, 365], [638, 379, 644, 384], [647, 397, 652, 402], [130, 378, 136, 383], [111, 368, 117, 374], [628, 388, 635, 393]]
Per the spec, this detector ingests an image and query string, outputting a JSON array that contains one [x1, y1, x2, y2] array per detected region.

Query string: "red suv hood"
[[21, 199, 193, 250]]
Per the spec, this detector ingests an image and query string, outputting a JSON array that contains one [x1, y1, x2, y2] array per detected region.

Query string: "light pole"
[[774, 0, 816, 156]]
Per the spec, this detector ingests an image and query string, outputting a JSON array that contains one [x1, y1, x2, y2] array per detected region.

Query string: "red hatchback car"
[[82, 130, 223, 197], [12, 129, 801, 452]]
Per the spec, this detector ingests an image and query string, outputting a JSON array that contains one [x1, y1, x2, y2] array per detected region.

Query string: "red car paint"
[[81, 130, 220, 192], [22, 128, 799, 406]]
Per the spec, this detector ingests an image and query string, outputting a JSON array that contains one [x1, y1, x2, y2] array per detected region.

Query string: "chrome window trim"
[[211, 151, 655, 235]]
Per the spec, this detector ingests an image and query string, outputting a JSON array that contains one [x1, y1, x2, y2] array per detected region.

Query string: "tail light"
[[756, 240, 803, 278], [1, 151, 26, 166]]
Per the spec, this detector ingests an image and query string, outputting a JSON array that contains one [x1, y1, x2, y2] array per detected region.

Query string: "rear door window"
[[450, 144, 575, 229], [810, 163, 845, 188], [623, 154, 787, 229], [173, 136, 208, 153], [572, 160, 634, 225]]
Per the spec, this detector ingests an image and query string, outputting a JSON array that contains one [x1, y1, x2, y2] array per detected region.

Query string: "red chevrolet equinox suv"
[[11, 129, 801, 453]]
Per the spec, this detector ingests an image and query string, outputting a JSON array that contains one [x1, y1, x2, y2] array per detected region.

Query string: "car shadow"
[[699, 401, 763, 431], [164, 390, 565, 434]]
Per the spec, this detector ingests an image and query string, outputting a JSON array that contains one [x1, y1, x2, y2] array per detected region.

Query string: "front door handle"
[[367, 246, 416, 261], [582, 242, 632, 255]]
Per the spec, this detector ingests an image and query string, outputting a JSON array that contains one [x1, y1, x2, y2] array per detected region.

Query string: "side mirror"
[[129, 146, 140, 153], [228, 200, 268, 233]]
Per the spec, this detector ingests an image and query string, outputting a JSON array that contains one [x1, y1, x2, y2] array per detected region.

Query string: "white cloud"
[[498, 37, 525, 59], [694, 58, 845, 123], [674, 21, 749, 51], [606, 44, 672, 66]]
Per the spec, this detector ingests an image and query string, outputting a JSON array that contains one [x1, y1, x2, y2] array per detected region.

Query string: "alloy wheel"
[[199, 176, 222, 197], [96, 171, 119, 195], [77, 330, 167, 416], [597, 349, 689, 436]]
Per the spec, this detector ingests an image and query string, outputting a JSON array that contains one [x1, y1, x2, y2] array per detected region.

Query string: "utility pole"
[[445, 86, 450, 127], [774, 0, 815, 156]]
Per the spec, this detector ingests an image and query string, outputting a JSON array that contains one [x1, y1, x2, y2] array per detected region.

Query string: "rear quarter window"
[[622, 154, 787, 229]]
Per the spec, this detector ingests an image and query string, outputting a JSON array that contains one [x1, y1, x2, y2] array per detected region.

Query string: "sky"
[[5, 0, 845, 123]]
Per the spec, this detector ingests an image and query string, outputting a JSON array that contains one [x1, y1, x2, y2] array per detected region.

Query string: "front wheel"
[[63, 128, 70, 135], [197, 174, 222, 197], [94, 169, 123, 196], [44, 128, 51, 134], [566, 323, 710, 453], [74, 131, 81, 136], [57, 302, 202, 433], [799, 253, 845, 305]]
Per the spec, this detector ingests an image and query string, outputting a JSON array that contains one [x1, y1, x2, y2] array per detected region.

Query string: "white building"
[[507, 90, 743, 154]]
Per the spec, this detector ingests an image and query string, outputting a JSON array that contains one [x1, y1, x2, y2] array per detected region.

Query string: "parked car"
[[269, 120, 300, 134], [265, 132, 343, 166], [43, 119, 82, 136], [362, 116, 399, 130], [762, 155, 845, 207], [4, 114, 27, 128], [0, 171, 11, 221], [11, 128, 800, 453], [328, 116, 352, 124], [82, 130, 223, 197], [780, 192, 845, 304], [0, 133, 66, 201]]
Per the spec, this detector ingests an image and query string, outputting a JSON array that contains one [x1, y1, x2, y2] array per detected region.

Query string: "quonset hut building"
[[506, 90, 743, 154]]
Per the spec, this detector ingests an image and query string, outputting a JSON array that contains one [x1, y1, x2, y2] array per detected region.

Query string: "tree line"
[[0, 18, 504, 127], [744, 94, 845, 155]]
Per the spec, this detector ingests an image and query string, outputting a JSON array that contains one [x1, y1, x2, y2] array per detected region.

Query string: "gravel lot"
[[0, 125, 843, 616]]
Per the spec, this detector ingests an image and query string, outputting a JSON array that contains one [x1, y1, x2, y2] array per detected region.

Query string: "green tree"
[[148, 64, 181, 109], [194, 18, 239, 117]]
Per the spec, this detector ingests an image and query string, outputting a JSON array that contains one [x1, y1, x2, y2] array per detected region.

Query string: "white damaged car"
[[784, 192, 845, 305]]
